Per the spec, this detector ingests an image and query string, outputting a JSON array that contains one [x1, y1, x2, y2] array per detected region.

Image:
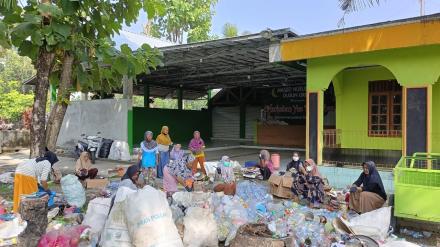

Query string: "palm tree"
[[338, 0, 425, 26], [222, 23, 239, 38]]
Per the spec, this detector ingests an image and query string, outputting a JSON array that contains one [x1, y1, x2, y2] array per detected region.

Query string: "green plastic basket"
[[394, 153, 440, 222]]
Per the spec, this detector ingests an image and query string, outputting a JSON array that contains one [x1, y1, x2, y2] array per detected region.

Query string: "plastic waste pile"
[[210, 181, 342, 246]]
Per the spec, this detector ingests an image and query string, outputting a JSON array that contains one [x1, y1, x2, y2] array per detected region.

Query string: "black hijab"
[[356, 161, 387, 200], [35, 149, 59, 166], [122, 165, 139, 182]]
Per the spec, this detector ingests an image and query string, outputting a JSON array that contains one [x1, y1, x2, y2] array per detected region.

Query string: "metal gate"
[[212, 107, 240, 139]]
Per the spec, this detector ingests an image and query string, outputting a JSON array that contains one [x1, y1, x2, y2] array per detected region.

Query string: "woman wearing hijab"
[[163, 153, 195, 194], [257, 150, 274, 180], [213, 156, 236, 195], [75, 152, 98, 180], [120, 165, 140, 190], [304, 159, 325, 207], [188, 131, 206, 175], [349, 161, 387, 213], [291, 159, 325, 207], [156, 126, 173, 179], [170, 144, 184, 161], [286, 152, 306, 174], [139, 131, 159, 184], [13, 149, 59, 212]]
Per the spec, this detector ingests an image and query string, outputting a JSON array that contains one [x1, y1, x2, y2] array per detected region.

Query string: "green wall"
[[307, 45, 440, 91], [131, 108, 211, 149], [335, 66, 402, 150], [432, 81, 440, 153]]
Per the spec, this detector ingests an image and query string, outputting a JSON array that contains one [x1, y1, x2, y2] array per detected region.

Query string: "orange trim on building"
[[280, 20, 440, 61]]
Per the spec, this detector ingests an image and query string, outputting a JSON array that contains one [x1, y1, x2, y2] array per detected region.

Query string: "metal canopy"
[[136, 28, 306, 100]]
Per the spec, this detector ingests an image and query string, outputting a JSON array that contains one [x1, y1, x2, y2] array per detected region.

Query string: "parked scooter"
[[75, 132, 101, 164]]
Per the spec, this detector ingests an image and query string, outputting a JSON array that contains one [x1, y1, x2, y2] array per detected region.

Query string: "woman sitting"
[[291, 159, 325, 208], [349, 161, 387, 214], [213, 156, 236, 195], [286, 152, 305, 174], [75, 152, 98, 181], [120, 165, 140, 190], [163, 153, 195, 195], [257, 150, 274, 180]]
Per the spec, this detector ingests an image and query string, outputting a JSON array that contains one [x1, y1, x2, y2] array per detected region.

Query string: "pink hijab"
[[305, 159, 321, 177]]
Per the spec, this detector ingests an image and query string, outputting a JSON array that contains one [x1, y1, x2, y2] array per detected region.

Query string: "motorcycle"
[[75, 132, 101, 164]]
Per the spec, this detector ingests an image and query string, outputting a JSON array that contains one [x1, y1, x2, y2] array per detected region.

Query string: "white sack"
[[82, 197, 112, 235], [183, 207, 218, 247], [100, 187, 137, 247], [125, 186, 183, 247], [61, 174, 86, 208], [343, 206, 391, 242]]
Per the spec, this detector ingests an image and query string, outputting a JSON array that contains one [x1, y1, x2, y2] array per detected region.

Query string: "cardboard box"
[[268, 172, 294, 199], [86, 179, 109, 189]]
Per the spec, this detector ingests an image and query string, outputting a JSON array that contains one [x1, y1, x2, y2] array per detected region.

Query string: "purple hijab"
[[189, 132, 205, 152]]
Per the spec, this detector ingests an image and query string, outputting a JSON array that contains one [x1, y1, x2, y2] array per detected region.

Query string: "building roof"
[[137, 28, 306, 99], [272, 13, 440, 62], [114, 30, 175, 50]]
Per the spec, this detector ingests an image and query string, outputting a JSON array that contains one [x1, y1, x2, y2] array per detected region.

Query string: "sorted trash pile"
[[0, 164, 431, 247]]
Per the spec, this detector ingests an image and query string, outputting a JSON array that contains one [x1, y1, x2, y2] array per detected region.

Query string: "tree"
[[222, 23, 238, 38], [0, 80, 34, 123], [338, 0, 425, 26], [148, 0, 218, 44], [0, 49, 35, 86], [0, 0, 163, 157]]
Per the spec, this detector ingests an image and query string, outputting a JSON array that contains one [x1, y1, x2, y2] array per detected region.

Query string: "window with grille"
[[368, 80, 402, 137]]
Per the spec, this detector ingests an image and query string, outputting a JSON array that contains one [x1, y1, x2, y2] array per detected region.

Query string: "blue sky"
[[122, 0, 440, 40]]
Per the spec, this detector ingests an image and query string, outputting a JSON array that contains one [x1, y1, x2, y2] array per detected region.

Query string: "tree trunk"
[[29, 49, 55, 158], [45, 53, 74, 151]]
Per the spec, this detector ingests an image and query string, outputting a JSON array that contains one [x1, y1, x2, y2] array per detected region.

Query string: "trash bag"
[[124, 186, 183, 247], [108, 141, 131, 161], [37, 225, 89, 247], [0, 216, 27, 239], [61, 175, 86, 208], [342, 206, 392, 242], [100, 187, 136, 247], [99, 138, 114, 158], [183, 207, 218, 247], [82, 197, 112, 235]]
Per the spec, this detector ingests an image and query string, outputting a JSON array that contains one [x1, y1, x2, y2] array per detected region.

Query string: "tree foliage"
[[0, 0, 164, 156], [222, 22, 238, 38], [149, 0, 218, 44], [0, 80, 34, 122], [0, 49, 35, 86]]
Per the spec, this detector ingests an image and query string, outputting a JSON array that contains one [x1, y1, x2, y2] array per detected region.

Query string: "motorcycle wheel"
[[91, 151, 96, 164]]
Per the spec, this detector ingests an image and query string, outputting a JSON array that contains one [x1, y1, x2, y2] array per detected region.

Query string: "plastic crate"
[[393, 153, 440, 222]]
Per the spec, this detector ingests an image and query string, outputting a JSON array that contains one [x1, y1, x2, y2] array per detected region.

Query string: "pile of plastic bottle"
[[211, 181, 342, 246]]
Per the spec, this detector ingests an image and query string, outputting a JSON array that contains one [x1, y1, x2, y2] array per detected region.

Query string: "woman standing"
[[75, 152, 99, 181], [156, 126, 173, 179], [188, 131, 206, 175], [170, 144, 184, 161], [13, 150, 59, 212], [163, 153, 195, 195], [349, 161, 387, 213], [139, 131, 159, 184]]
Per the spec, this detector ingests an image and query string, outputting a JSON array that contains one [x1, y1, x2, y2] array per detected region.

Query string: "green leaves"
[[37, 3, 63, 18], [18, 40, 39, 60], [60, 0, 79, 15], [52, 22, 71, 39]]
